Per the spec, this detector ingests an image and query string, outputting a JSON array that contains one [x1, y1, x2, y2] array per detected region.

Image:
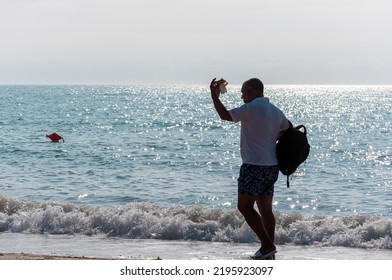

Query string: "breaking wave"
[[1, 195, 391, 249]]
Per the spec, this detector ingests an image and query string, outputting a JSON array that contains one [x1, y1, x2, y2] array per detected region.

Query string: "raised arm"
[[210, 78, 233, 121]]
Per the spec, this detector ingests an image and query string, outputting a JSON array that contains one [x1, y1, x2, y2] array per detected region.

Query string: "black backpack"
[[276, 121, 310, 187]]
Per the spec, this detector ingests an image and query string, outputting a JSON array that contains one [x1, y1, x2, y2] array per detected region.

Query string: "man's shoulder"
[[254, 97, 269, 103]]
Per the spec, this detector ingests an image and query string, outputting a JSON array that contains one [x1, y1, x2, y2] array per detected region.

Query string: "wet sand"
[[0, 252, 113, 260]]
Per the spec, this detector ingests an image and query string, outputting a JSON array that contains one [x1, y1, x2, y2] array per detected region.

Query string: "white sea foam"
[[1, 195, 391, 250]]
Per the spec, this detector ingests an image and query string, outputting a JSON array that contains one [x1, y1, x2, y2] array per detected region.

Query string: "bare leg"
[[238, 194, 276, 255], [256, 195, 275, 243]]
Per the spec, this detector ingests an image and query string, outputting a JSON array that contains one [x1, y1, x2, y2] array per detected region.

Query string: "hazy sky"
[[1, 0, 391, 85]]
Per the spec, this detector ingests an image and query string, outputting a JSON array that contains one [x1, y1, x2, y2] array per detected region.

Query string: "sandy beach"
[[1, 232, 391, 260], [0, 252, 114, 260], [1, 233, 391, 260]]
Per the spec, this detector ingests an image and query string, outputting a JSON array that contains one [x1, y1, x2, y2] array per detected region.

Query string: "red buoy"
[[46, 133, 64, 142]]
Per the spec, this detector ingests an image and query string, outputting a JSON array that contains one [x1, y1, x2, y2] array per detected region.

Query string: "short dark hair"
[[245, 78, 264, 93]]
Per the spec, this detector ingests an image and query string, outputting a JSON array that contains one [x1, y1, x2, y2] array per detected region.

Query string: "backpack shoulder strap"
[[294, 125, 307, 135]]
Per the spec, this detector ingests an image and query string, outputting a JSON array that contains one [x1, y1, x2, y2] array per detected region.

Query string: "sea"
[[0, 84, 391, 260]]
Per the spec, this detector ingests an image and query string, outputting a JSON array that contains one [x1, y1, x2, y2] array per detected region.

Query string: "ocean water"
[[0, 85, 391, 258]]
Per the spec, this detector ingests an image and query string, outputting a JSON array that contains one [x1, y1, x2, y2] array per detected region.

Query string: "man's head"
[[241, 78, 264, 103]]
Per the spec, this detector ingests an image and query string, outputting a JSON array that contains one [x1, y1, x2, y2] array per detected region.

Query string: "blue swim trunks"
[[238, 164, 279, 196]]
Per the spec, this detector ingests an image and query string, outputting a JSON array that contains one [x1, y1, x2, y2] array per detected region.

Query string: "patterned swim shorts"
[[238, 164, 279, 196]]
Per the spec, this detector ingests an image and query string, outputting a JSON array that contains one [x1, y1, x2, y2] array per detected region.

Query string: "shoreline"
[[1, 233, 391, 260], [0, 252, 115, 260]]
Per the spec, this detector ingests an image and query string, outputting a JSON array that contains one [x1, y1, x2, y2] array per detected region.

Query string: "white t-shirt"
[[229, 97, 289, 166]]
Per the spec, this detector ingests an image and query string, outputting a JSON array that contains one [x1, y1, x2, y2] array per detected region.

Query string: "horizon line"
[[1, 83, 392, 87]]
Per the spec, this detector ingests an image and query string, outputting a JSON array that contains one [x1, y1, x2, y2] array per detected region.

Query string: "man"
[[210, 78, 289, 260]]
